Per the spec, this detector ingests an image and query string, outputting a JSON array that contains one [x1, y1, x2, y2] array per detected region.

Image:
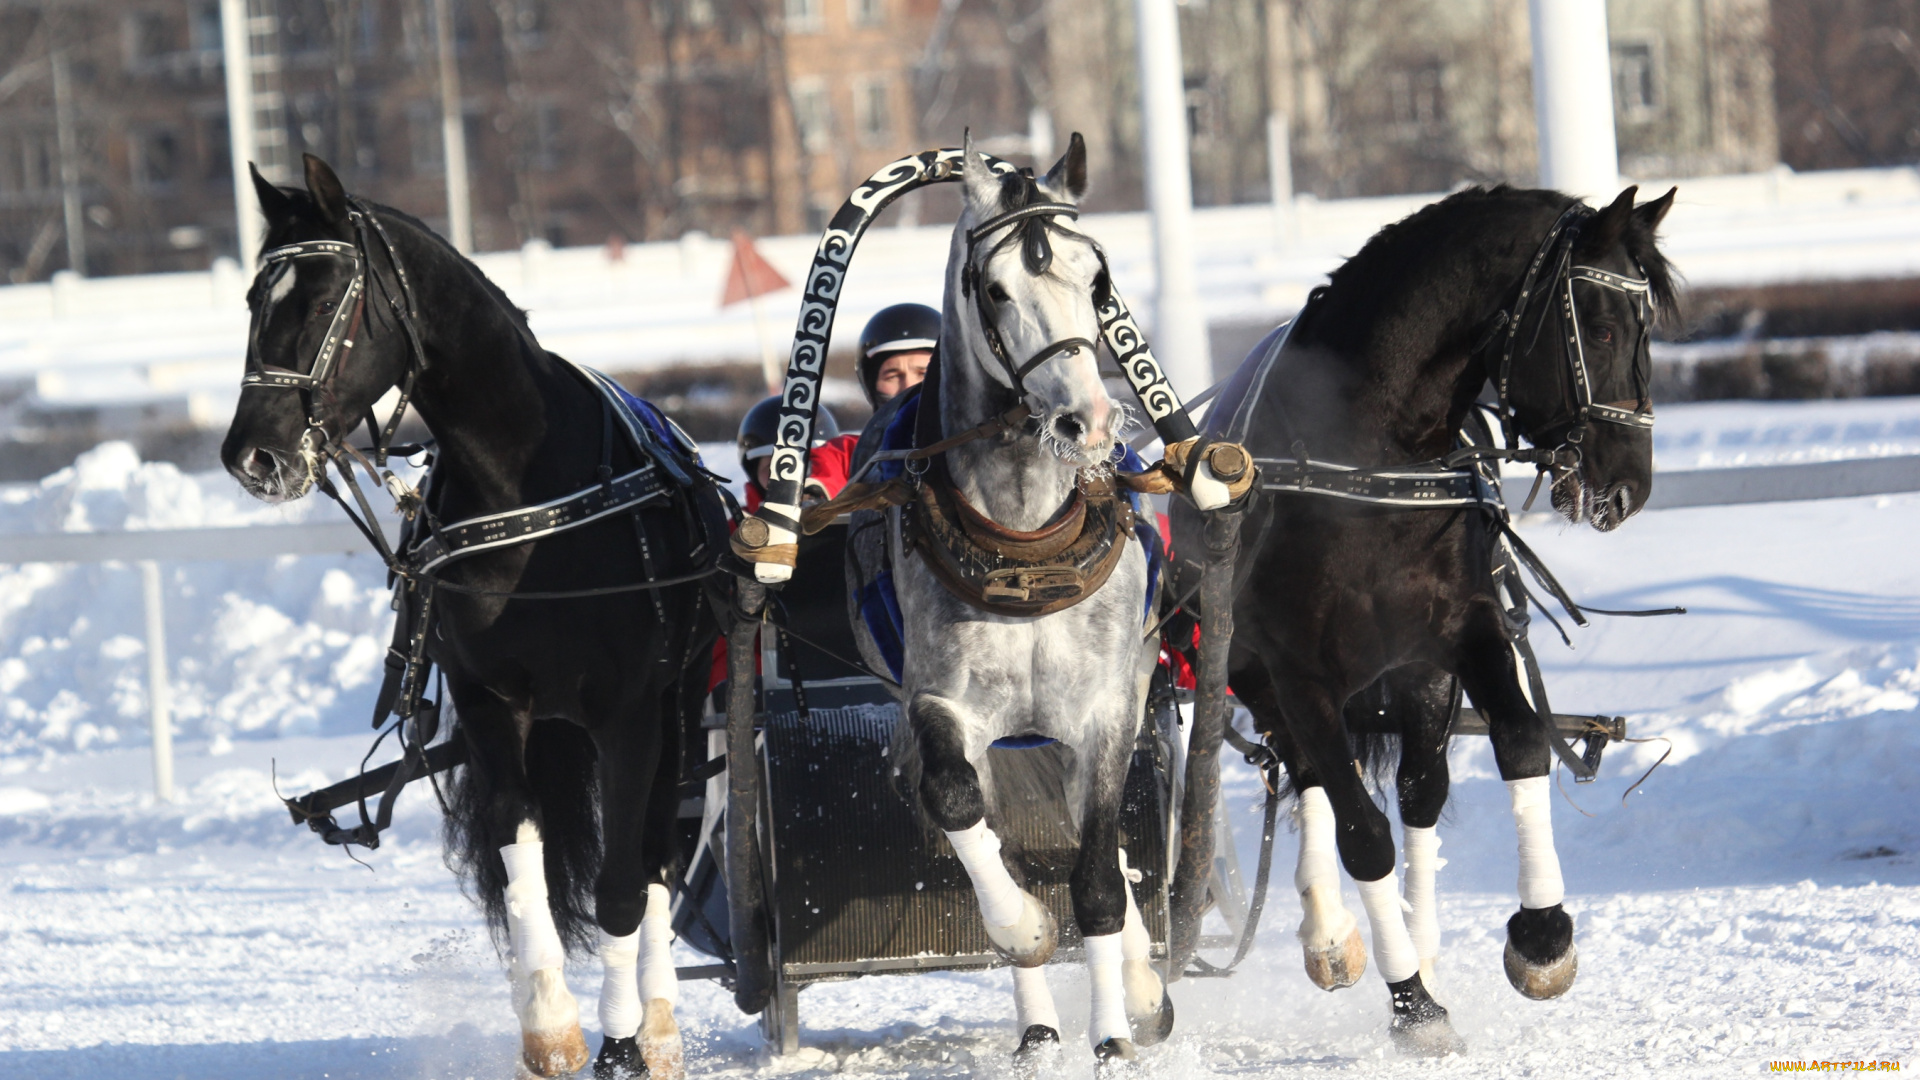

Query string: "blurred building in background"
[[0, 0, 1916, 281]]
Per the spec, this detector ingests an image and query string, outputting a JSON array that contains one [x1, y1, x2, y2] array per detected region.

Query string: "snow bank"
[[0, 443, 395, 758]]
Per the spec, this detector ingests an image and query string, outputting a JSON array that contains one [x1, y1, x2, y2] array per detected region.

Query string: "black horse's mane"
[[1315, 184, 1682, 335], [268, 186, 542, 344]]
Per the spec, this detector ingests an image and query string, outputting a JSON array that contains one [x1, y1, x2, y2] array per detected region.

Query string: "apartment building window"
[[791, 80, 832, 153], [531, 102, 563, 171], [131, 128, 182, 193], [199, 111, 231, 182], [853, 76, 891, 146], [1388, 60, 1446, 132], [849, 0, 883, 27], [188, 1, 222, 55], [124, 10, 174, 68], [1613, 40, 1660, 120], [408, 101, 444, 174], [786, 0, 823, 33]]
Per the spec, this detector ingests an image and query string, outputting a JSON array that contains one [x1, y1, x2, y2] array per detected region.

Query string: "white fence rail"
[[3, 454, 1918, 800]]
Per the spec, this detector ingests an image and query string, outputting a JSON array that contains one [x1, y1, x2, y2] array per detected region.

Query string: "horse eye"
[[1590, 324, 1615, 345], [987, 282, 1011, 304], [315, 300, 338, 317]]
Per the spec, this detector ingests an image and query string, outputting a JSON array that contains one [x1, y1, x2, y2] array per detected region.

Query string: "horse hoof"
[[1387, 973, 1465, 1058], [1093, 1037, 1137, 1064], [1127, 985, 1174, 1047], [1014, 1024, 1060, 1058], [985, 892, 1059, 968], [1504, 939, 1578, 1000], [519, 1024, 591, 1078], [1302, 925, 1367, 991], [640, 998, 684, 1080], [593, 1035, 641, 1079], [1504, 905, 1577, 1000]]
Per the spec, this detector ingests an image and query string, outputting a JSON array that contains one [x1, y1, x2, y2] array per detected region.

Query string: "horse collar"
[[908, 468, 1135, 617]]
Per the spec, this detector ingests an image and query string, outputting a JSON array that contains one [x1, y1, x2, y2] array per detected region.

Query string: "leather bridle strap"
[[963, 200, 1092, 396]]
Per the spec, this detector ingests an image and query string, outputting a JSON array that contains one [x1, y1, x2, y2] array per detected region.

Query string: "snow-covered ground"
[[2, 399, 1917, 1078]]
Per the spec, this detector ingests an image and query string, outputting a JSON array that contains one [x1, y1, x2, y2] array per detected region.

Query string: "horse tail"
[[444, 718, 603, 958], [1341, 663, 1458, 811]]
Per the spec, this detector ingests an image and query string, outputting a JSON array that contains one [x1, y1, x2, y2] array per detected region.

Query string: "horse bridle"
[[959, 192, 1102, 403], [242, 197, 428, 471], [1487, 204, 1657, 465]]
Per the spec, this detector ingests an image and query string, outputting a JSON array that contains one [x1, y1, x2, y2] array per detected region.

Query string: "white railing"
[[0, 519, 395, 802], [3, 453, 1917, 800]]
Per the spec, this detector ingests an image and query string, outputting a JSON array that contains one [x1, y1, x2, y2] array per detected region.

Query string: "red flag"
[[721, 229, 790, 306]]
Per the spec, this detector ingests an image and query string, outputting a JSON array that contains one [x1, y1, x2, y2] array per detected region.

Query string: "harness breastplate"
[[907, 470, 1135, 617]]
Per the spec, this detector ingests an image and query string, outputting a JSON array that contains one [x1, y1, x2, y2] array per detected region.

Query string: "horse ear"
[[1044, 132, 1088, 202], [1582, 185, 1639, 254], [251, 163, 297, 224], [961, 128, 1002, 216], [1635, 186, 1677, 233], [303, 153, 350, 226]]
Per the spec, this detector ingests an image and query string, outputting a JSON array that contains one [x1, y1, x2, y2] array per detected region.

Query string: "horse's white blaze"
[[1402, 825, 1444, 987], [1084, 933, 1131, 1047], [1506, 775, 1565, 908], [1011, 964, 1060, 1034], [1354, 873, 1421, 984], [598, 927, 641, 1040]]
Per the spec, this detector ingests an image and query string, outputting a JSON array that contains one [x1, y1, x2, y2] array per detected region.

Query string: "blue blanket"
[[853, 387, 1165, 684]]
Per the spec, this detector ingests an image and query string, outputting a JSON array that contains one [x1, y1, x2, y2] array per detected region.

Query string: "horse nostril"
[[1051, 414, 1086, 445], [247, 447, 277, 480]]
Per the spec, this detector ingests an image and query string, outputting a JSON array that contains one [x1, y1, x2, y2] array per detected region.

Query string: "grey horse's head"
[[947, 132, 1121, 464]]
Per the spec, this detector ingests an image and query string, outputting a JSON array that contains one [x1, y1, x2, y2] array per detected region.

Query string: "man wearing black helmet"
[[858, 302, 939, 407]]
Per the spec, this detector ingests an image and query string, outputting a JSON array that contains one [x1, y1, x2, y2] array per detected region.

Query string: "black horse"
[[221, 155, 721, 1080], [1173, 184, 1677, 1053]]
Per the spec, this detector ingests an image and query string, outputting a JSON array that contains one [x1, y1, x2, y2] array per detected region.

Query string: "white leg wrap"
[[1084, 932, 1130, 1048], [1294, 787, 1339, 896], [946, 820, 1025, 928], [1354, 873, 1421, 984], [1506, 776, 1565, 909], [637, 883, 678, 1006], [502, 841, 567, 975], [1011, 964, 1060, 1033], [599, 929, 641, 1040], [1402, 826, 1443, 986]]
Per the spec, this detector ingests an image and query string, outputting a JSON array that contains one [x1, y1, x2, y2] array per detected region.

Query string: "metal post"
[[50, 49, 86, 278], [1131, 0, 1211, 396], [1529, 0, 1620, 202], [220, 0, 261, 272], [433, 0, 474, 254], [140, 561, 175, 804], [1266, 112, 1293, 247]]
